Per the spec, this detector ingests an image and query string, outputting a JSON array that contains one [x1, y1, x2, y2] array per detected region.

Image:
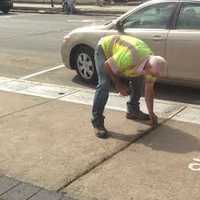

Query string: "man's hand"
[[116, 82, 129, 96], [148, 113, 158, 128]]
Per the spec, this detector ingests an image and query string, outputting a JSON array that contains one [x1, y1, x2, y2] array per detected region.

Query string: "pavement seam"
[[0, 76, 80, 119], [0, 99, 53, 120], [56, 127, 161, 192], [25, 188, 42, 200], [57, 105, 187, 192], [159, 105, 188, 124], [0, 182, 22, 197], [0, 89, 79, 120]]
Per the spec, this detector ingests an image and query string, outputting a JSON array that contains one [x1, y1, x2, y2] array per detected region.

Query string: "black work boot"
[[92, 117, 109, 139], [126, 110, 150, 121], [94, 126, 108, 139]]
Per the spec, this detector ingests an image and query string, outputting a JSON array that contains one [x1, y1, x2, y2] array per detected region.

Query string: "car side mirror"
[[116, 21, 124, 33]]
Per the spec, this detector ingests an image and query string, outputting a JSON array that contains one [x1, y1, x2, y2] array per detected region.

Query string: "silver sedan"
[[61, 0, 200, 87]]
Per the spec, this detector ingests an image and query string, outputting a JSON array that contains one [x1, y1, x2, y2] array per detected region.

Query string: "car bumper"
[[61, 40, 72, 69]]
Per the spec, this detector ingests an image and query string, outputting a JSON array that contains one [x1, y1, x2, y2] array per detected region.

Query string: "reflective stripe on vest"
[[107, 57, 139, 77], [116, 38, 140, 67], [107, 35, 120, 58], [103, 35, 139, 65]]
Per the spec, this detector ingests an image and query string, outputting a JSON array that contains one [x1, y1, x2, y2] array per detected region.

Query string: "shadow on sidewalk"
[[156, 83, 200, 106], [109, 131, 140, 142], [138, 123, 200, 154], [107, 120, 200, 154]]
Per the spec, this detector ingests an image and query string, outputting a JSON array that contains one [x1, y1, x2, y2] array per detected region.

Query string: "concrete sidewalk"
[[0, 77, 200, 199], [12, 2, 138, 14]]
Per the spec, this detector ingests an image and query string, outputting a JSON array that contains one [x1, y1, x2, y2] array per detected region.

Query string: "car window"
[[122, 3, 176, 29], [176, 3, 200, 30]]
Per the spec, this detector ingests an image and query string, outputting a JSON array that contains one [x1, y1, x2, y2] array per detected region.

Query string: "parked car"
[[61, 0, 200, 87], [0, 0, 13, 14]]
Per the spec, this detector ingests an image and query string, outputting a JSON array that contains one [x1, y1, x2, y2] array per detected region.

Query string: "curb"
[[12, 7, 129, 14], [14, 1, 141, 6], [12, 2, 141, 14], [12, 7, 63, 14]]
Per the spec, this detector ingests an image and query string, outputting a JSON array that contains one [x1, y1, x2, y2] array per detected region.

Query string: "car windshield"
[[103, 1, 153, 26]]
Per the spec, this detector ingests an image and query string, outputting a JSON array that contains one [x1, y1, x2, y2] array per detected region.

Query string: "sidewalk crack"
[[25, 188, 42, 200], [159, 105, 187, 125], [0, 90, 79, 120], [0, 182, 21, 197], [57, 105, 188, 192]]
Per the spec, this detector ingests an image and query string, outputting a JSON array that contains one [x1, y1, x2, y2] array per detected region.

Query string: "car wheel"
[[75, 46, 97, 84], [2, 8, 10, 14]]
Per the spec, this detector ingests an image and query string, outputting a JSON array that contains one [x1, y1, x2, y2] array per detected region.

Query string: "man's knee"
[[96, 79, 110, 91]]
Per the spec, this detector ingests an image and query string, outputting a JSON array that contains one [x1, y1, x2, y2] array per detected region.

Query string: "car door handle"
[[152, 35, 164, 41]]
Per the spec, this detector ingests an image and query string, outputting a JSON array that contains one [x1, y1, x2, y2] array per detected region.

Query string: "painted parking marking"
[[19, 64, 64, 80], [0, 77, 14, 84], [0, 15, 12, 18], [0, 79, 39, 92], [188, 158, 200, 172]]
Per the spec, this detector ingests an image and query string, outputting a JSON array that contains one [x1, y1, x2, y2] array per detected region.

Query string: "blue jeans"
[[63, 0, 74, 14], [127, 76, 144, 114], [91, 45, 143, 128]]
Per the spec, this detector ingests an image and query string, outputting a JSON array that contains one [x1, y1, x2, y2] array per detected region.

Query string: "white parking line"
[[0, 15, 12, 18], [19, 64, 65, 80]]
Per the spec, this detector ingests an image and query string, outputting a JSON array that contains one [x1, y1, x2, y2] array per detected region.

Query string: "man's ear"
[[145, 60, 151, 71]]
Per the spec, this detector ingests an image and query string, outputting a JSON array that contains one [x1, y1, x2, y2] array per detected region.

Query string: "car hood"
[[69, 24, 108, 35]]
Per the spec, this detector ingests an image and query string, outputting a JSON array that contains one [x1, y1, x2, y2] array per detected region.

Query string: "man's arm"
[[144, 79, 158, 127], [104, 61, 128, 96]]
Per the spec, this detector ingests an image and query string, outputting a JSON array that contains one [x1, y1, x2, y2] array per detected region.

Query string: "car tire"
[[2, 8, 10, 14], [74, 46, 97, 84]]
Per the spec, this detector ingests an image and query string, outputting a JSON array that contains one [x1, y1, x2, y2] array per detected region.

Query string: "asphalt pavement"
[[1, 4, 200, 200]]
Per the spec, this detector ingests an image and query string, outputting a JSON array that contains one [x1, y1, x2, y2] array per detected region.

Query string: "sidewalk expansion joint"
[[57, 128, 159, 192], [0, 76, 81, 119], [57, 107, 185, 193], [0, 182, 22, 197], [25, 188, 42, 200], [159, 105, 188, 125], [0, 89, 78, 120], [0, 99, 52, 120]]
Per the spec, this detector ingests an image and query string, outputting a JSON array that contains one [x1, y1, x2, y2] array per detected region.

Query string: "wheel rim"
[[77, 52, 94, 80]]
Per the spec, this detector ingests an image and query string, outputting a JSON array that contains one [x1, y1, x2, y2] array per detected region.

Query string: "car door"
[[166, 2, 200, 81], [120, 2, 177, 58]]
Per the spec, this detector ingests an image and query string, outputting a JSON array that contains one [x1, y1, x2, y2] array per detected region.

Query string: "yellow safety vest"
[[99, 35, 153, 77]]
